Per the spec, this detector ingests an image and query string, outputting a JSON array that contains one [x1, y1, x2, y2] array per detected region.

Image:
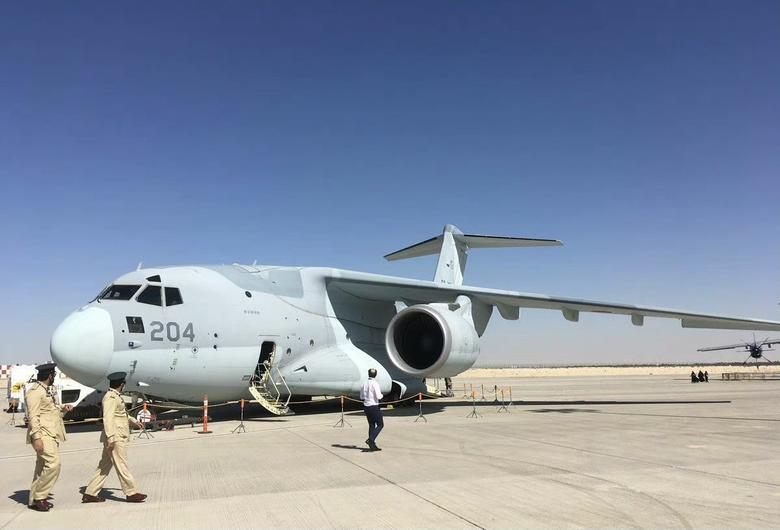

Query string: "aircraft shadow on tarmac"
[[39, 397, 733, 433]]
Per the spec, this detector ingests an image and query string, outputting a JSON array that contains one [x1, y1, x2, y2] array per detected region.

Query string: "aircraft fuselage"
[[51, 265, 400, 403]]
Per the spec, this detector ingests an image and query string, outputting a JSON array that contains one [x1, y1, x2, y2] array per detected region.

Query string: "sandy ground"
[[462, 364, 780, 378], [1, 373, 779, 529]]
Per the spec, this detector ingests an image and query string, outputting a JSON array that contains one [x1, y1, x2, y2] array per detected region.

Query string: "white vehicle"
[[7, 364, 102, 420], [49, 225, 780, 414]]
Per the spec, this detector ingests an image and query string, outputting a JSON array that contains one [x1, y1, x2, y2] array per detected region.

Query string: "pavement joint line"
[[480, 426, 780, 488], [0, 420, 339, 461], [0, 509, 25, 530], [288, 429, 487, 530]]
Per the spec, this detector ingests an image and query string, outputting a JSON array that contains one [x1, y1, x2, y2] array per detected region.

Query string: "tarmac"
[[1, 374, 779, 529]]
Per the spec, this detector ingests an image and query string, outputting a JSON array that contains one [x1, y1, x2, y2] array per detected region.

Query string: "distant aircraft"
[[49, 225, 780, 414], [698, 336, 780, 367]]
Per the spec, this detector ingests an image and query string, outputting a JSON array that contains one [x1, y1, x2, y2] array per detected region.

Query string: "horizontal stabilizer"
[[384, 230, 562, 261], [384, 224, 562, 286]]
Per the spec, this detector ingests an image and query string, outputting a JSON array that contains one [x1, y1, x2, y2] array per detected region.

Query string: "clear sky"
[[1, 1, 778, 365]]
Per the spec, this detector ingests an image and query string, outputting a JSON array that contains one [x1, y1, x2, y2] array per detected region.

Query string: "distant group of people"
[[691, 370, 709, 383]]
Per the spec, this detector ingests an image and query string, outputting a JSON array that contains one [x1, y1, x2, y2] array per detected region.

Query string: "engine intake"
[[386, 301, 480, 377]]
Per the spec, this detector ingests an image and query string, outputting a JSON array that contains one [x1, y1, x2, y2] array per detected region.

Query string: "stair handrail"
[[272, 364, 292, 410]]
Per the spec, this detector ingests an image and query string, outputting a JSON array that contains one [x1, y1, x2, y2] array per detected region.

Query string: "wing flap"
[[328, 270, 780, 332]]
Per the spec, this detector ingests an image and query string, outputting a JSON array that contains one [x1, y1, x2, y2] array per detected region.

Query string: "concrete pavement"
[[1, 375, 778, 529]]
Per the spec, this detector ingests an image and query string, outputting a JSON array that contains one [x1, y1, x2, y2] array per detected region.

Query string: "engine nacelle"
[[385, 298, 480, 378]]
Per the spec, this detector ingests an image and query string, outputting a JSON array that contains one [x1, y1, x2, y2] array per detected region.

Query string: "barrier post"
[[480, 384, 486, 401], [508, 387, 514, 407], [198, 394, 212, 434], [466, 391, 482, 419], [492, 384, 499, 403], [332, 395, 351, 428], [232, 399, 247, 434], [414, 392, 427, 423], [461, 382, 468, 398], [136, 401, 154, 439], [497, 389, 509, 413]]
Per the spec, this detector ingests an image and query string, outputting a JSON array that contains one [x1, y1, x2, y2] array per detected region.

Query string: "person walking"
[[25, 363, 71, 512], [360, 368, 384, 452], [81, 372, 147, 503]]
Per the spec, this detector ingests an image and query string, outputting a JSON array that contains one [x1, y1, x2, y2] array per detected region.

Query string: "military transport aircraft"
[[698, 336, 780, 367], [50, 225, 780, 414]]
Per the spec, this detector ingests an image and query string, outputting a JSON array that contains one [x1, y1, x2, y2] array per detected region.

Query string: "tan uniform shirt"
[[25, 383, 66, 444], [100, 388, 136, 443]]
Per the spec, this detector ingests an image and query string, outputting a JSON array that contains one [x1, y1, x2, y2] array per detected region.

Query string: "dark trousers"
[[363, 405, 384, 443]]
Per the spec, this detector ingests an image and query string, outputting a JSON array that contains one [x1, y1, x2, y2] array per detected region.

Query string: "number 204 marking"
[[150, 321, 195, 342]]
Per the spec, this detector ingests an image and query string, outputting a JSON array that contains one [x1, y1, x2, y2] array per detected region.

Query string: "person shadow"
[[9, 490, 30, 505], [77, 485, 124, 501], [8, 490, 61, 505], [331, 443, 372, 453]]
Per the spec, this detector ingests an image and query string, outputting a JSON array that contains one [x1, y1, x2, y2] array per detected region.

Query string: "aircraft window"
[[61, 389, 81, 404], [126, 316, 145, 333], [137, 285, 162, 306], [165, 287, 183, 306], [99, 285, 141, 301], [146, 275, 161, 282]]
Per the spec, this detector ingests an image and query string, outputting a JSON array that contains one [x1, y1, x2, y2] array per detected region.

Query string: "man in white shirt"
[[359, 368, 384, 451]]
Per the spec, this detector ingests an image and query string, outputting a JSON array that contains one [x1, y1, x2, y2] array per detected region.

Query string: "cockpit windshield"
[[98, 284, 141, 301]]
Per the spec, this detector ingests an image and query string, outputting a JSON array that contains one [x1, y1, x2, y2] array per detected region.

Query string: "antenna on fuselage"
[[252, 260, 258, 266], [136, 261, 143, 270]]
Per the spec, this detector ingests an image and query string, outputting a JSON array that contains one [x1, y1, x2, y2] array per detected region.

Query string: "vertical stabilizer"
[[434, 225, 467, 286], [383, 224, 562, 286]]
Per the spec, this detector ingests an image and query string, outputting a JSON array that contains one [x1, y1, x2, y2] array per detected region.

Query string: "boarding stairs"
[[249, 361, 293, 416]]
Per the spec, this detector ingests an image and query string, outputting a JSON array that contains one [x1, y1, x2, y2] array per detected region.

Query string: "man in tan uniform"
[[82, 372, 147, 503], [26, 362, 72, 512]]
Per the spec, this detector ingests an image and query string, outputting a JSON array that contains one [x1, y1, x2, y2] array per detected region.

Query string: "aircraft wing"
[[697, 343, 749, 352], [327, 270, 780, 331]]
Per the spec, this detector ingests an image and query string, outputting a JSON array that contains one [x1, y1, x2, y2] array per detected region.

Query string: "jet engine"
[[385, 297, 480, 377]]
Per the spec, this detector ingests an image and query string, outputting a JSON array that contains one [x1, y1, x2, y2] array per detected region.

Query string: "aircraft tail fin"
[[384, 224, 562, 286]]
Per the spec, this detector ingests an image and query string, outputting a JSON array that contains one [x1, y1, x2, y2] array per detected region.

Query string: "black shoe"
[[126, 493, 147, 503], [82, 494, 105, 503], [29, 500, 49, 512]]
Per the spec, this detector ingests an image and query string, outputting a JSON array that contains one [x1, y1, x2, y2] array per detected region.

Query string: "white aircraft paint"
[[50, 225, 780, 404]]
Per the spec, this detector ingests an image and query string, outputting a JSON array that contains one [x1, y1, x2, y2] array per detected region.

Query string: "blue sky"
[[1, 1, 778, 364]]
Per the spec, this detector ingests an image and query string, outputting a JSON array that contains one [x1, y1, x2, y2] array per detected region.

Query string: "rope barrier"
[[232, 399, 247, 434], [135, 401, 154, 439], [332, 396, 351, 428], [123, 384, 522, 428], [414, 392, 427, 423], [466, 391, 482, 419], [496, 389, 509, 413]]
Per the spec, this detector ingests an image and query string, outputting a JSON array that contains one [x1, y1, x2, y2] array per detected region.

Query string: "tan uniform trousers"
[[84, 440, 137, 497], [29, 437, 61, 505]]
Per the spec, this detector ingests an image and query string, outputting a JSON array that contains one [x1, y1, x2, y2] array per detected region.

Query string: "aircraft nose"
[[50, 306, 114, 387]]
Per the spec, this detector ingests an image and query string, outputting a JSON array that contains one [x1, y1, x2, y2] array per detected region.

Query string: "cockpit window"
[[99, 285, 141, 301], [165, 287, 183, 306], [136, 285, 162, 306]]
